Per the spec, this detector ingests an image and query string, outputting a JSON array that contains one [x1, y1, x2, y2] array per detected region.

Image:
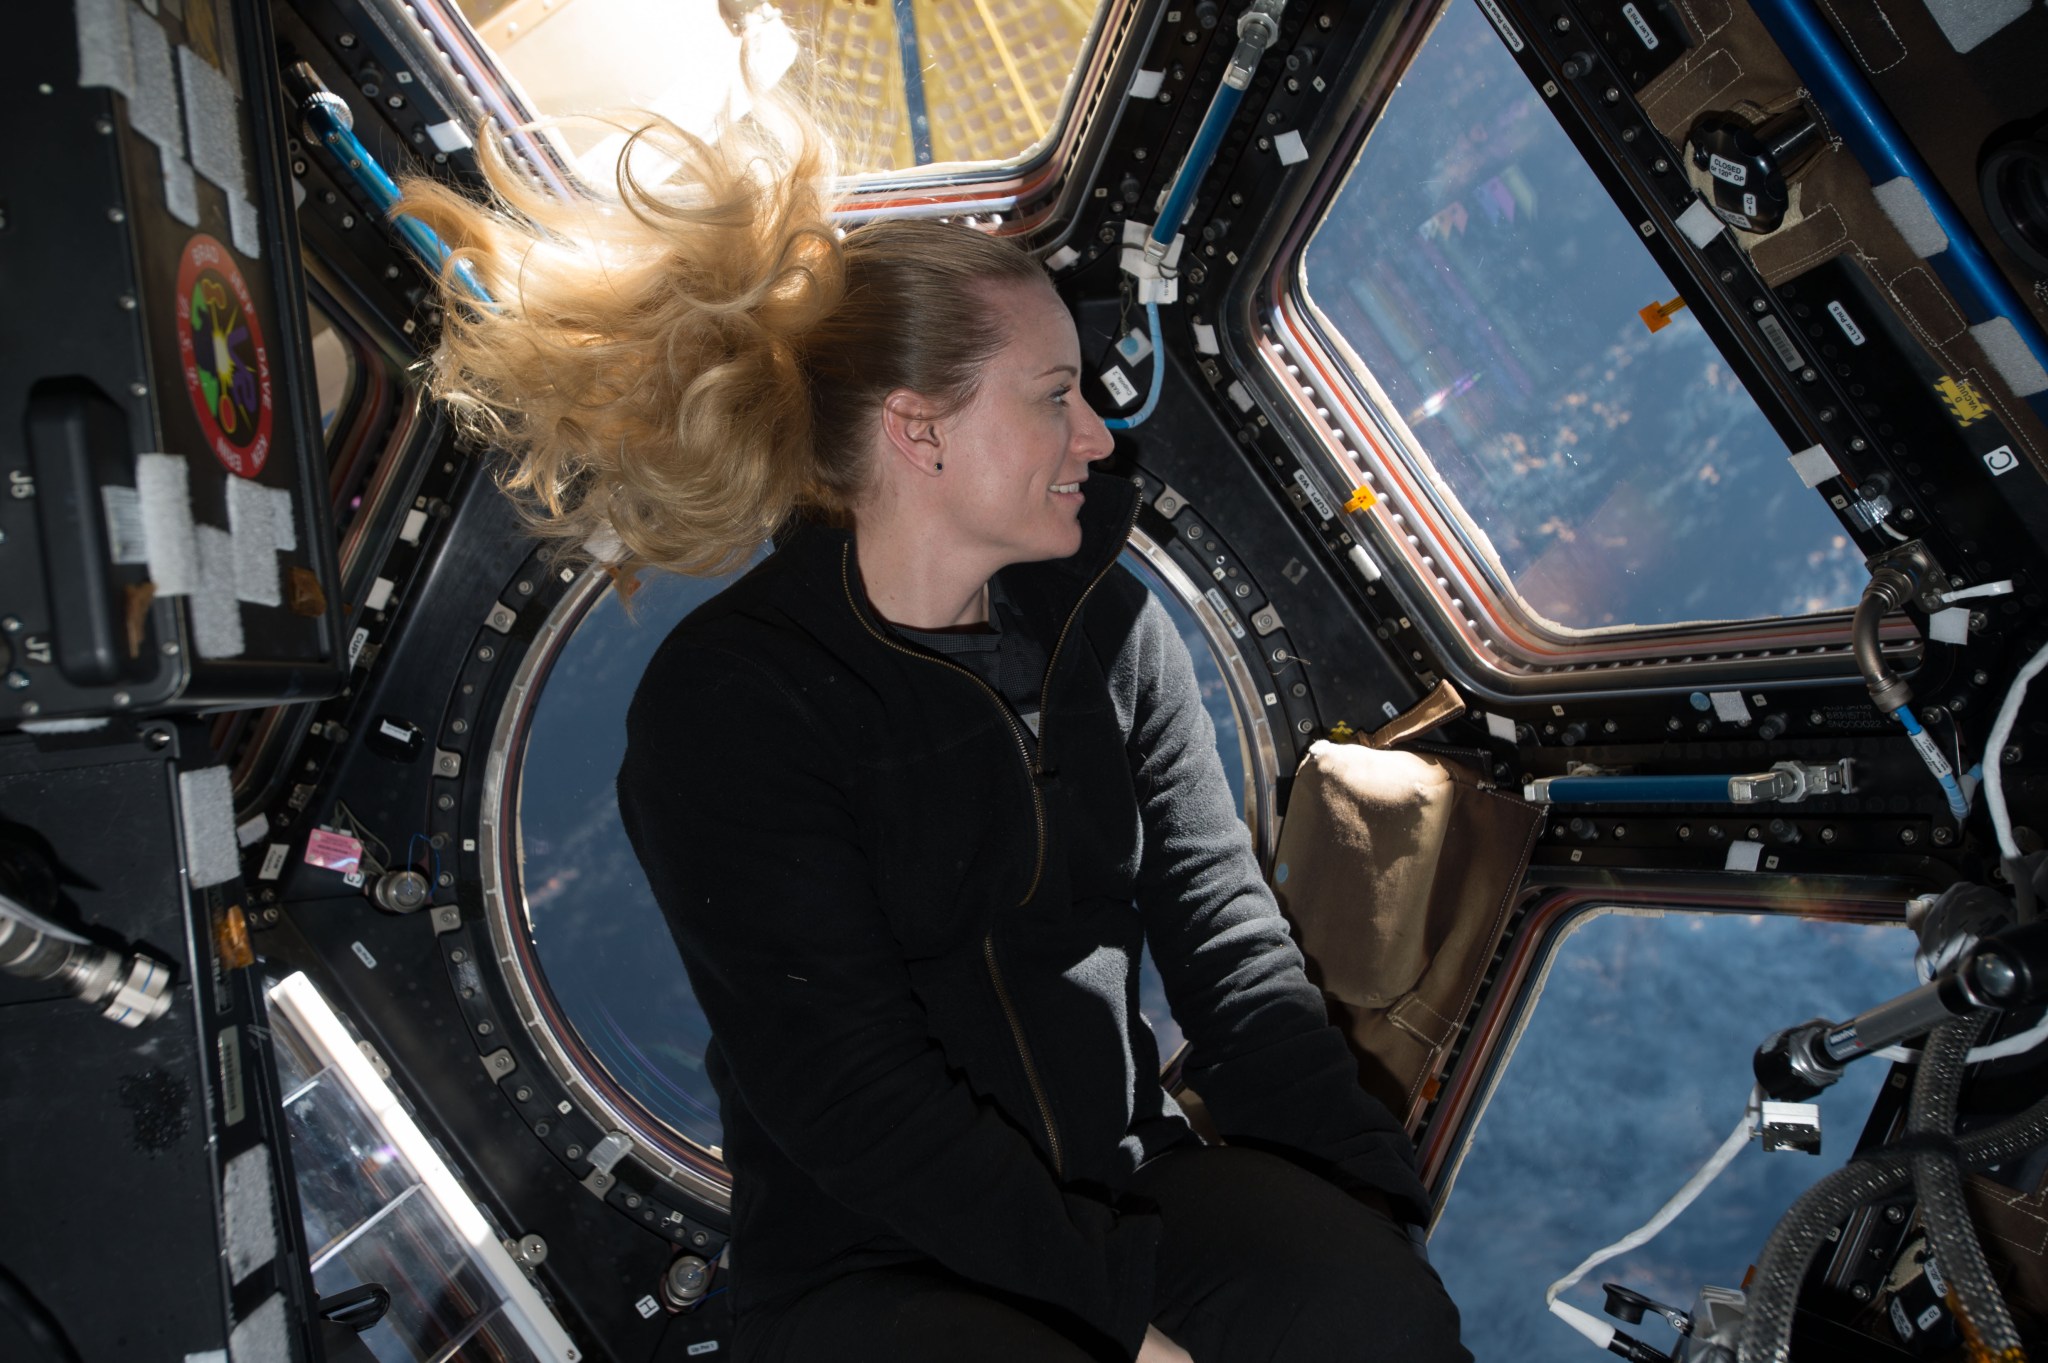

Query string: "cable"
[[1105, 301, 1163, 431], [1896, 703, 1972, 821], [1986, 636, 2048, 863], [1546, 1089, 1757, 1344]]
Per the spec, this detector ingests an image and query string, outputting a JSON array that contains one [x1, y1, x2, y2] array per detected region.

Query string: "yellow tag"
[[1343, 486, 1378, 514], [1935, 375, 1991, 427], [1326, 721, 1357, 744]]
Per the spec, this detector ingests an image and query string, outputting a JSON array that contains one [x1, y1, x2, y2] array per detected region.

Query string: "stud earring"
[[935, 462, 944, 472]]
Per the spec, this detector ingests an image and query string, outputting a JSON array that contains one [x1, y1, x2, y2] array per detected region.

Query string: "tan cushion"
[[1273, 741, 1541, 1130]]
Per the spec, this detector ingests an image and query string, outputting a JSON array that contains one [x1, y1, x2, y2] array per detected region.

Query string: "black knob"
[[1688, 103, 1827, 234], [1195, 1, 1221, 30], [1602, 1283, 1651, 1325]]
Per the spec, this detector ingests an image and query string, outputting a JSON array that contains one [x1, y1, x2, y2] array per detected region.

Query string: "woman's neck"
[[851, 516, 994, 630]]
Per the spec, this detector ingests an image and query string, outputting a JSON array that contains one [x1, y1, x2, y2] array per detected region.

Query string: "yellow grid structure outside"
[[785, 0, 1096, 174]]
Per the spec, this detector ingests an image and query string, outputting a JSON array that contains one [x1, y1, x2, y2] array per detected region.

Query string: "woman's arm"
[[618, 639, 1158, 1354], [1113, 588, 1431, 1223]]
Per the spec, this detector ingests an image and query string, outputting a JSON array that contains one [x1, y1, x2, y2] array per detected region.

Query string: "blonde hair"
[[399, 99, 1049, 580]]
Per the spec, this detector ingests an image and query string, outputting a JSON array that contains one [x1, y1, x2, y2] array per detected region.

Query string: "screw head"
[[2005, 746, 2024, 764], [1852, 1283, 1873, 1302], [1820, 827, 1836, 843], [1932, 826, 1954, 846], [1901, 827, 1919, 845]]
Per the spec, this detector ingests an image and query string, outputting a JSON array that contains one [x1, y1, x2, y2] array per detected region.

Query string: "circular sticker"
[[176, 233, 273, 478]]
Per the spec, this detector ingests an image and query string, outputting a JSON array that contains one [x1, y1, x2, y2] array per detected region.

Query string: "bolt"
[[566, 1145, 583, 1161], [478, 1020, 494, 1034], [1667, 717, 1683, 731], [1852, 1283, 1873, 1302], [1751, 297, 1769, 313], [1801, 367, 1819, 382], [1611, 826, 1626, 839], [1970, 611, 1988, 632], [1604, 87, 1620, 103], [1884, 1204, 1906, 1224], [1820, 827, 1836, 844], [1098, 223, 1117, 244], [340, 214, 355, 229], [1932, 826, 1954, 846], [1901, 827, 1918, 845], [1318, 13, 1332, 27], [1810, 711, 1826, 725], [1747, 825, 1762, 841], [437, 793, 455, 810], [1653, 157, 1670, 173], [451, 949, 467, 963], [1554, 14, 1572, 29], [438, 872, 454, 887], [117, 293, 136, 310], [452, 718, 468, 734], [108, 206, 126, 223], [625, 1194, 641, 1208], [478, 646, 494, 661], [1678, 825, 1692, 839], [145, 728, 171, 750], [1297, 719, 1314, 734], [4, 671, 28, 691], [2005, 746, 2023, 764], [0, 616, 19, 632], [1603, 719, 1618, 734], [94, 117, 113, 134], [339, 32, 357, 46]]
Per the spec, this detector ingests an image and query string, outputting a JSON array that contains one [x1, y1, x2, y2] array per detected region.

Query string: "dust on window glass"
[[452, 0, 1104, 181], [306, 301, 356, 438], [1300, 0, 1861, 630], [514, 548, 1248, 1148], [1430, 910, 1906, 1362]]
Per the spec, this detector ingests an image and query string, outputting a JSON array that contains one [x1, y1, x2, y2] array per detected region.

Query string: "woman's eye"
[[1051, 386, 1072, 405]]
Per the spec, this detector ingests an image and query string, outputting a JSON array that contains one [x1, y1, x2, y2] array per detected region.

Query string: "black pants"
[[741, 1146, 1471, 1363]]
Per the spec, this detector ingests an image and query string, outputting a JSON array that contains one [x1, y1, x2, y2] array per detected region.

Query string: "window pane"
[[1301, 0, 1861, 630], [515, 550, 1256, 1149], [452, 0, 1103, 180], [307, 302, 357, 438], [1430, 910, 1907, 1361]]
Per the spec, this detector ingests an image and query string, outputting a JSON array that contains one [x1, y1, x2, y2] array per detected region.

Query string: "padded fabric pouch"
[[1273, 741, 1541, 1130]]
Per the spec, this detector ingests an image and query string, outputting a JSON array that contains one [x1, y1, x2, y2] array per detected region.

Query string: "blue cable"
[[1897, 703, 1971, 821], [1105, 301, 1163, 431]]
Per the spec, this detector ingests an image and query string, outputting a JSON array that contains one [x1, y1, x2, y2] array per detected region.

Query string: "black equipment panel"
[[0, 0, 342, 725], [0, 727, 317, 1362]]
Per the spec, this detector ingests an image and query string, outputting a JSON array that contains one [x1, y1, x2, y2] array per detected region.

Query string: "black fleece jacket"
[[615, 475, 1424, 1358]]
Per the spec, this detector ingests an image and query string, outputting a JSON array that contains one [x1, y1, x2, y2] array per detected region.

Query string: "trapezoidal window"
[[446, 0, 1110, 184], [1296, 0, 1861, 637], [1430, 907, 1905, 1362]]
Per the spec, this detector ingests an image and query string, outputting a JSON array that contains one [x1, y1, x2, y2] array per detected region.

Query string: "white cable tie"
[[1546, 1089, 1757, 1313], [1939, 580, 2015, 604]]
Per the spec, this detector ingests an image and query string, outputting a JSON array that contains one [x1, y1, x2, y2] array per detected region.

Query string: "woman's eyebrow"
[[1036, 364, 1080, 378]]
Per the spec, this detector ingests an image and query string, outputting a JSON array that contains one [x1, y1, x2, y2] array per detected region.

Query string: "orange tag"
[[1343, 486, 1378, 515]]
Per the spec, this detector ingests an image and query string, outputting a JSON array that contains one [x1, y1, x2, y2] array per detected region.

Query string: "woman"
[[407, 102, 1467, 1363]]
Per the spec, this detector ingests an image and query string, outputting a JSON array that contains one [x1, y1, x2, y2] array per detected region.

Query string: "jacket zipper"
[[1031, 494, 1143, 788], [840, 546, 1063, 1174]]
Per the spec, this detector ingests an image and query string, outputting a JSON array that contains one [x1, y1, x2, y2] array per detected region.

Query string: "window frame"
[[1231, 0, 1920, 696], [395, 0, 1152, 238]]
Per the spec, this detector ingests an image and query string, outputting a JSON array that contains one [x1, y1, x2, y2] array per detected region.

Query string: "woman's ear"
[[879, 389, 945, 475]]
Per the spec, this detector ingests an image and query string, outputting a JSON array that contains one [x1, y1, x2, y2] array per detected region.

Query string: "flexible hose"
[[1854, 568, 1916, 715], [1737, 1017, 2048, 1363], [1908, 1014, 2025, 1359]]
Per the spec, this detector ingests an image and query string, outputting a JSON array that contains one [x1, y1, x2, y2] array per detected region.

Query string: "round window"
[[503, 537, 1269, 1168]]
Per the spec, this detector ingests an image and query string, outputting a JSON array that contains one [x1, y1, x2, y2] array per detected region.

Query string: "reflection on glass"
[[452, 0, 1100, 180], [516, 550, 1256, 1150], [307, 302, 357, 437], [1431, 911, 1907, 1362], [311, 1193, 525, 1363], [1301, 0, 1860, 629], [269, 974, 554, 1363]]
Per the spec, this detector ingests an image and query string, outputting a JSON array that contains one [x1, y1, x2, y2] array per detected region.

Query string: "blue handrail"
[[297, 87, 492, 304], [1745, 0, 2048, 404]]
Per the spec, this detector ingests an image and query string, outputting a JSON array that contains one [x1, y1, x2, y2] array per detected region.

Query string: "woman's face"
[[930, 281, 1115, 566]]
